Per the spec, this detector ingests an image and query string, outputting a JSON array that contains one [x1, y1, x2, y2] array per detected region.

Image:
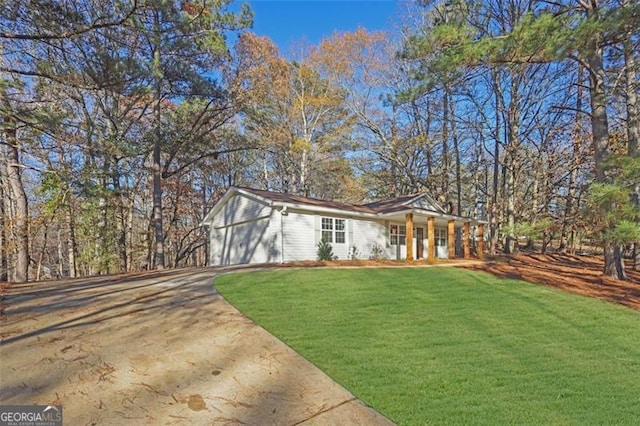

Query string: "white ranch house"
[[202, 186, 485, 266]]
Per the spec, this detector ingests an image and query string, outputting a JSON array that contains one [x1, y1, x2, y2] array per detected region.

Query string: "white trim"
[[377, 208, 483, 226], [405, 193, 447, 213], [272, 201, 380, 219], [201, 187, 274, 225], [279, 207, 285, 263]]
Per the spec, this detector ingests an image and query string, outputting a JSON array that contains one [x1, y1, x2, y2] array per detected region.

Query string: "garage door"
[[213, 218, 278, 266]]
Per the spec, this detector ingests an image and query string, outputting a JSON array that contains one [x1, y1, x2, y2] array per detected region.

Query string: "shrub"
[[369, 243, 386, 261], [348, 245, 361, 260], [317, 238, 336, 261]]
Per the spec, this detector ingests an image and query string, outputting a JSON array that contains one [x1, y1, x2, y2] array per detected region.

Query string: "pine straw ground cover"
[[466, 252, 640, 312], [215, 267, 640, 425]]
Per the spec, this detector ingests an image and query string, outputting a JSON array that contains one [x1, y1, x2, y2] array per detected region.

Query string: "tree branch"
[[0, 1, 138, 41], [162, 146, 258, 179]]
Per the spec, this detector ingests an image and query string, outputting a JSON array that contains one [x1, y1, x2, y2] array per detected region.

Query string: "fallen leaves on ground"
[[466, 252, 640, 312]]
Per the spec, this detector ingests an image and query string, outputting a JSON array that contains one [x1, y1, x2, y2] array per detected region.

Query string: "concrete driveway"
[[0, 268, 394, 425]]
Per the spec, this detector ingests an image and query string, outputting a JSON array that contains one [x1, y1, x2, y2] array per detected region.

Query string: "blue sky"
[[246, 0, 401, 53]]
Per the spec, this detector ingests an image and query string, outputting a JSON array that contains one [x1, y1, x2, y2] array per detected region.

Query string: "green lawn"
[[214, 267, 640, 425]]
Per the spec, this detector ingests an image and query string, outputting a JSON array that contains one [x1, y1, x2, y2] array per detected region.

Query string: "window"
[[321, 217, 333, 242], [321, 217, 346, 244], [435, 228, 447, 247], [335, 219, 346, 243], [390, 224, 406, 245]]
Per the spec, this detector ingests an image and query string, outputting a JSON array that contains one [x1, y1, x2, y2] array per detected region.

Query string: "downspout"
[[280, 206, 287, 263]]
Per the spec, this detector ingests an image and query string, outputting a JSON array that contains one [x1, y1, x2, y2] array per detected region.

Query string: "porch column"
[[448, 220, 455, 259], [427, 216, 435, 262], [463, 222, 471, 260], [406, 213, 414, 261], [478, 224, 485, 259]]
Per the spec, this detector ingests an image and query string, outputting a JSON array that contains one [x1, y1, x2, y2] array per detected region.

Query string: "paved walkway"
[[0, 268, 394, 425]]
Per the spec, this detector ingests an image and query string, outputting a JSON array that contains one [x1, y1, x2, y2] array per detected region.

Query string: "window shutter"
[[384, 220, 390, 248], [348, 218, 354, 247], [314, 215, 322, 245]]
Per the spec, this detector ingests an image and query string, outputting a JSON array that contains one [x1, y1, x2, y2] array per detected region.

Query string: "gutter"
[[271, 202, 487, 225], [377, 209, 487, 226], [271, 201, 380, 219]]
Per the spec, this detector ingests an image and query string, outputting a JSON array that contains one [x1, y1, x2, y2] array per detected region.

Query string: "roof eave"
[[377, 208, 486, 225], [199, 186, 274, 226], [272, 201, 378, 219], [200, 188, 235, 226], [200, 187, 488, 226]]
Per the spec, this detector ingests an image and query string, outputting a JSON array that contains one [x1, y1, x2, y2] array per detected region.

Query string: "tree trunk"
[[604, 242, 627, 280], [585, 26, 609, 182], [559, 65, 583, 253], [504, 156, 516, 255], [442, 88, 450, 200], [623, 14, 639, 270], [541, 231, 550, 254], [126, 193, 135, 272], [489, 70, 501, 256], [152, 9, 165, 270], [614, 245, 627, 280], [117, 207, 127, 273], [4, 117, 29, 282], [530, 159, 540, 251], [112, 175, 127, 273], [603, 242, 615, 276], [152, 141, 164, 270], [446, 84, 462, 215], [472, 140, 484, 220], [0, 176, 8, 282], [57, 227, 64, 278], [262, 156, 269, 189], [300, 147, 308, 197], [35, 224, 48, 281], [504, 97, 519, 255], [584, 2, 614, 277], [66, 207, 77, 278], [623, 1, 638, 157]]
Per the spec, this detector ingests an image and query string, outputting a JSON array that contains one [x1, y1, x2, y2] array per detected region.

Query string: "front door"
[[415, 227, 424, 259]]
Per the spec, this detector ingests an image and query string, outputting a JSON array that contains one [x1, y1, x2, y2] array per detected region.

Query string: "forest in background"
[[1, 0, 639, 283]]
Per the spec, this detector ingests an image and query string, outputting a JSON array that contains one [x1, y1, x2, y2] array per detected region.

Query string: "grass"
[[214, 267, 640, 425]]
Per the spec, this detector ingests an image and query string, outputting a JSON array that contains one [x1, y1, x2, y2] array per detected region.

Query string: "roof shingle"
[[237, 187, 445, 215]]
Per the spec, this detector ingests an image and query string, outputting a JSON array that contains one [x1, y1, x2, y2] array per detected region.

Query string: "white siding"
[[208, 194, 278, 266], [410, 195, 446, 213], [351, 219, 390, 260], [270, 211, 284, 263], [210, 193, 270, 229], [281, 211, 316, 261], [210, 217, 278, 266], [412, 198, 438, 211], [282, 212, 361, 261], [210, 227, 220, 266]]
